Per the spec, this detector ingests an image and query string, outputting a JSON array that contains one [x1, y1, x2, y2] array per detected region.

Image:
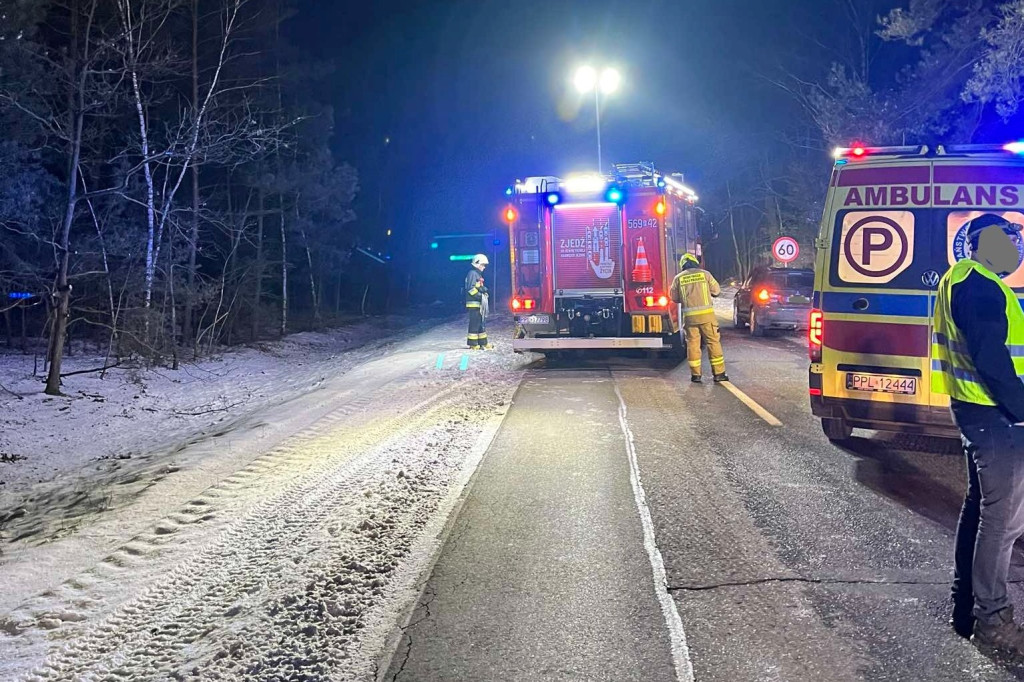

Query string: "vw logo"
[[921, 270, 941, 288]]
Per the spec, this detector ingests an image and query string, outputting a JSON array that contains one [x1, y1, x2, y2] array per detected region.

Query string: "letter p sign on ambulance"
[[838, 211, 915, 284]]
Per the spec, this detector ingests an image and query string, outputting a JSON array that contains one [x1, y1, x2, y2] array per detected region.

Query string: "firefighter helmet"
[[679, 253, 700, 268], [472, 254, 490, 268]]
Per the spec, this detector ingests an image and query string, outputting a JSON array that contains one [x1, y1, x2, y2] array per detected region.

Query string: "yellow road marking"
[[720, 381, 783, 427]]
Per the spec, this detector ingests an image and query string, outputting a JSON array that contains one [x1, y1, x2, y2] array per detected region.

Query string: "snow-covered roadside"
[[0, 315, 431, 498], [0, 318, 536, 681], [714, 286, 738, 320]]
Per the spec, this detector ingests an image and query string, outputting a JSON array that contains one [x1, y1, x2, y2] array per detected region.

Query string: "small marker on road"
[[459, 354, 470, 371], [435, 353, 445, 370], [720, 381, 783, 427]]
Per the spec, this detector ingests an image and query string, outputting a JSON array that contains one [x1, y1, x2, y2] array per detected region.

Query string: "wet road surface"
[[387, 322, 1024, 681]]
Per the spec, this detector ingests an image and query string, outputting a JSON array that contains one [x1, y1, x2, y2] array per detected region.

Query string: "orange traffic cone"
[[632, 237, 653, 282]]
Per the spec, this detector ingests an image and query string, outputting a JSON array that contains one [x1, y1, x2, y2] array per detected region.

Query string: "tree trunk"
[[725, 181, 744, 282], [252, 186, 264, 341], [280, 205, 288, 337], [169, 227, 179, 370], [298, 212, 320, 327], [84, 193, 118, 378], [129, 32, 158, 331], [335, 268, 342, 313], [183, 0, 200, 347], [46, 1, 90, 396]]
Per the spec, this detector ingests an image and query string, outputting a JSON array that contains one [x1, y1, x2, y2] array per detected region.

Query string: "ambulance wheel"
[[750, 308, 766, 337], [732, 303, 744, 329], [821, 418, 853, 442]]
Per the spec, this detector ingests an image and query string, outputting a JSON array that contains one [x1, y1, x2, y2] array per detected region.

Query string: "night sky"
[[289, 0, 823, 291]]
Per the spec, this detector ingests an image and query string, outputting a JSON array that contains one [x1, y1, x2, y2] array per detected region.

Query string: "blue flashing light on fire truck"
[[504, 162, 703, 353]]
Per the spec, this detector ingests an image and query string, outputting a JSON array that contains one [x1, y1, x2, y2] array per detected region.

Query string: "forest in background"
[[0, 0, 361, 394]]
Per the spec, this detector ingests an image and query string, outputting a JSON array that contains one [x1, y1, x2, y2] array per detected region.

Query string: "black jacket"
[[465, 269, 486, 307]]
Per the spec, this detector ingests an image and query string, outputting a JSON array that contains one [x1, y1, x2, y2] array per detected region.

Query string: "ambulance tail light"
[[809, 309, 823, 362]]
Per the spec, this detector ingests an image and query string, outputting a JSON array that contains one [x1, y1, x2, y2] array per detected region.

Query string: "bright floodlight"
[[563, 173, 606, 194], [574, 65, 597, 93], [599, 68, 621, 94]]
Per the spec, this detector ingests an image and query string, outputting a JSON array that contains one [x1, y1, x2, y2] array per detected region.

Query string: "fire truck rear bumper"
[[512, 337, 666, 351]]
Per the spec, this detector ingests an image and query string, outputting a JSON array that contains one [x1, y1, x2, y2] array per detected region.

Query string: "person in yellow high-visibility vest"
[[669, 253, 727, 384], [933, 213, 1024, 652]]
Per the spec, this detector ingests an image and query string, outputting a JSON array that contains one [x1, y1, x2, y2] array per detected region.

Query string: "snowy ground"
[[0, 315, 535, 681], [0, 315, 426, 497]]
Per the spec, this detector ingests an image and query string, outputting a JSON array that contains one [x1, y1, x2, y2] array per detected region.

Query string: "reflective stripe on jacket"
[[932, 258, 1024, 405], [670, 267, 720, 325], [465, 269, 485, 308]]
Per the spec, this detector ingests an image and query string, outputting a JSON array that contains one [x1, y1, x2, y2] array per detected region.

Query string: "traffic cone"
[[632, 237, 653, 282]]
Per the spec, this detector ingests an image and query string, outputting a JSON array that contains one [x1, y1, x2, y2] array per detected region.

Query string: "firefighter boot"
[[973, 606, 1024, 655], [691, 375, 702, 384], [713, 373, 730, 383]]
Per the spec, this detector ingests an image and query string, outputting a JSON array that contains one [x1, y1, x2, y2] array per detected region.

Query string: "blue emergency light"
[[545, 192, 561, 206], [605, 186, 624, 203], [7, 292, 33, 300]]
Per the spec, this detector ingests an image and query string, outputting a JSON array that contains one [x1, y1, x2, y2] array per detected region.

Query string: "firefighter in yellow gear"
[[669, 253, 728, 384], [466, 254, 492, 349]]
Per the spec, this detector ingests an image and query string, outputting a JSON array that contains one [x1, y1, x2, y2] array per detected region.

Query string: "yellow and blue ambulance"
[[810, 143, 1024, 441]]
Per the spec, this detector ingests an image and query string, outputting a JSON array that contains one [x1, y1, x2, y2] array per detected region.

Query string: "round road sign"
[[772, 236, 800, 264]]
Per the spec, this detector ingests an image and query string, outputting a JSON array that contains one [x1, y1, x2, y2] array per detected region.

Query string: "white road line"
[[614, 383, 695, 682], [720, 381, 783, 427]]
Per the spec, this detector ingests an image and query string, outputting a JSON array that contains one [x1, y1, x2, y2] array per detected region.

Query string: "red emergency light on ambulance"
[[504, 162, 704, 353]]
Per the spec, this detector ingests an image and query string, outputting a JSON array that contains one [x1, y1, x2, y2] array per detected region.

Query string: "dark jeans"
[[952, 404, 1024, 624]]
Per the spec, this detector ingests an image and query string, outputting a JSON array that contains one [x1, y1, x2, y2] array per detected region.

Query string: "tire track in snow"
[[4, 367, 519, 681]]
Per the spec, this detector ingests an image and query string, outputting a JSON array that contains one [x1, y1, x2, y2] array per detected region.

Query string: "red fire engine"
[[504, 162, 703, 352]]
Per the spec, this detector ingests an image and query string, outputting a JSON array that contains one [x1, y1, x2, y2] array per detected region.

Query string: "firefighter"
[[466, 254, 492, 349], [669, 253, 727, 383], [933, 214, 1024, 651]]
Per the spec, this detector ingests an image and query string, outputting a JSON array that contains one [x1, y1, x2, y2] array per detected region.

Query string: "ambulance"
[[504, 162, 703, 352], [810, 143, 1024, 441]]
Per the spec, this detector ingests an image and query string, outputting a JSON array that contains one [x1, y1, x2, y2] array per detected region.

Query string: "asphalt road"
[[387, 320, 1024, 681]]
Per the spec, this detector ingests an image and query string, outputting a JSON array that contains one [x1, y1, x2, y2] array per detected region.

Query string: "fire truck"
[[504, 162, 703, 352]]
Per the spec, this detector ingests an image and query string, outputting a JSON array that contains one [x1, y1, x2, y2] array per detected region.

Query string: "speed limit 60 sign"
[[772, 236, 800, 264]]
